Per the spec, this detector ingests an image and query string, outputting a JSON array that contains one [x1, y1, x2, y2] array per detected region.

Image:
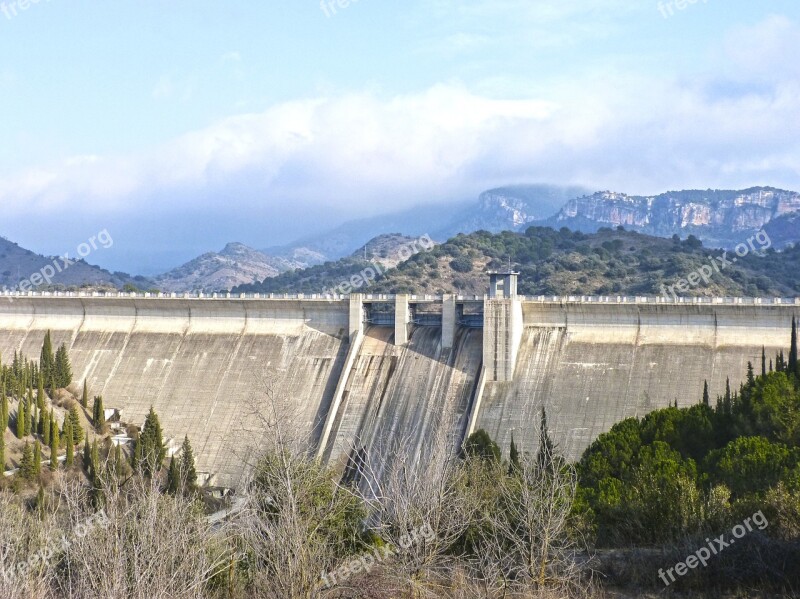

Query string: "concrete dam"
[[0, 277, 797, 488]]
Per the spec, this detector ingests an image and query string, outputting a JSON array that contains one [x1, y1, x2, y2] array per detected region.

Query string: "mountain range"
[[1, 185, 798, 294]]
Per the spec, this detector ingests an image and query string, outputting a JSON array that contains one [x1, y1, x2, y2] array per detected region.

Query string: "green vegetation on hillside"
[[235, 227, 800, 297]]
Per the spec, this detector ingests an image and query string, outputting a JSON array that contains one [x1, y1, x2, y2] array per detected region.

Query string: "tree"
[[50, 424, 60, 470], [703, 380, 710, 407], [463, 429, 501, 463], [83, 437, 91, 472], [68, 405, 84, 445], [26, 389, 34, 437], [537, 406, 556, 474], [43, 408, 51, 447], [131, 434, 142, 471], [509, 432, 521, 474], [19, 442, 35, 480], [64, 416, 74, 468], [90, 440, 100, 480], [33, 440, 42, 477], [485, 446, 585, 593], [15, 399, 25, 439], [81, 379, 88, 408], [1, 392, 7, 432], [37, 374, 45, 411], [166, 458, 179, 495], [40, 331, 54, 385], [167, 436, 197, 495], [0, 433, 4, 473], [762, 346, 768, 378], [54, 343, 72, 389], [791, 316, 799, 378], [93, 395, 105, 430], [179, 436, 197, 492], [139, 407, 166, 476]]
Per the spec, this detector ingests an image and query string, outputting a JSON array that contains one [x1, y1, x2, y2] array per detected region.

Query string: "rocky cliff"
[[550, 187, 800, 247]]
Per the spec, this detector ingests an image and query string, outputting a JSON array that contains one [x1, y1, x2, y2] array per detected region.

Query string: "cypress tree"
[[64, 417, 74, 468], [33, 440, 42, 476], [140, 407, 165, 476], [37, 405, 45, 437], [746, 362, 755, 387], [762, 347, 767, 378], [1, 392, 7, 432], [83, 437, 91, 472], [131, 435, 142, 471], [43, 409, 51, 446], [702, 380, 710, 406], [0, 433, 4, 473], [537, 406, 555, 474], [67, 406, 83, 445], [54, 343, 72, 389], [93, 395, 105, 430], [81, 379, 88, 409], [90, 440, 99, 479], [791, 316, 798, 377], [37, 374, 45, 411], [724, 378, 732, 414], [24, 387, 33, 437], [50, 423, 60, 470], [40, 331, 54, 385], [20, 442, 35, 480], [509, 432, 520, 475], [16, 399, 25, 439], [180, 435, 197, 492], [167, 457, 179, 495]]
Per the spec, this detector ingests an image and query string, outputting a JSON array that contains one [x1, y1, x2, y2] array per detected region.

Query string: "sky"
[[1, 0, 799, 273]]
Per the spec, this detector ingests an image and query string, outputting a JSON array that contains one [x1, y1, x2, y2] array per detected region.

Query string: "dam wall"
[[474, 301, 799, 462], [0, 296, 351, 488], [0, 291, 797, 487]]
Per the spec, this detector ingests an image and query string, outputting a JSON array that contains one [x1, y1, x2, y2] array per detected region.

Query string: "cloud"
[[1, 16, 799, 258]]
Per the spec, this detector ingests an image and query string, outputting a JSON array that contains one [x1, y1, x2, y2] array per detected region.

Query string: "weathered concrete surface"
[[0, 297, 350, 488], [321, 325, 483, 476], [475, 302, 799, 461], [0, 296, 796, 488]]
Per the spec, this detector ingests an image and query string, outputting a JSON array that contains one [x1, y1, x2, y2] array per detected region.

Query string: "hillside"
[[0, 237, 148, 292], [153, 242, 308, 293], [234, 227, 800, 298]]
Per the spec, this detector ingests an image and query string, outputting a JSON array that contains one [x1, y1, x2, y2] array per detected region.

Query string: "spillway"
[[321, 325, 483, 478]]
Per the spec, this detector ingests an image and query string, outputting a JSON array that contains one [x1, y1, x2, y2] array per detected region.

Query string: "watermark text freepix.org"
[[0, 509, 109, 583], [323, 234, 434, 299], [660, 229, 771, 301], [658, 510, 768, 586], [320, 0, 363, 18], [1, 0, 54, 21], [657, 0, 709, 19], [1, 229, 113, 298], [320, 523, 435, 589]]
